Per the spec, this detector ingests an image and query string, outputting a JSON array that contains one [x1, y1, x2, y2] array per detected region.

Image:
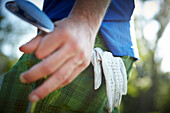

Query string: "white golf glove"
[[91, 48, 127, 113]]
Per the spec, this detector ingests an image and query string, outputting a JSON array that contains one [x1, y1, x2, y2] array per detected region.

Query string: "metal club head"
[[5, 0, 54, 33]]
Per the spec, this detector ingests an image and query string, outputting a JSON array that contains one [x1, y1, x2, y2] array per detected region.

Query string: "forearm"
[[69, 0, 111, 35]]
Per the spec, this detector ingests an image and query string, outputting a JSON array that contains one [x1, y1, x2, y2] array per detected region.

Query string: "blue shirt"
[[43, 0, 139, 59]]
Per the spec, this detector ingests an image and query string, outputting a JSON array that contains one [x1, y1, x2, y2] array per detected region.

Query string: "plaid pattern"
[[0, 34, 134, 113]]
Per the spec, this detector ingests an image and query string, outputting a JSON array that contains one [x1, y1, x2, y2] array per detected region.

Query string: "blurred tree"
[[121, 0, 170, 113], [0, 1, 17, 76], [0, 0, 33, 76]]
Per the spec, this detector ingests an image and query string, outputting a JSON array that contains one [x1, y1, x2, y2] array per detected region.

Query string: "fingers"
[[19, 33, 45, 53], [20, 43, 77, 83], [28, 55, 86, 102], [35, 27, 72, 59], [57, 61, 89, 89]]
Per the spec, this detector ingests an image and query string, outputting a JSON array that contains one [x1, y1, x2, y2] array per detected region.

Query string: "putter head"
[[5, 0, 54, 33]]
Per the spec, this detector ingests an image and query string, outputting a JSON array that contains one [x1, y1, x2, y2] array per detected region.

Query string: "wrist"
[[68, 13, 96, 37], [69, 0, 111, 35], [69, 12, 100, 36]]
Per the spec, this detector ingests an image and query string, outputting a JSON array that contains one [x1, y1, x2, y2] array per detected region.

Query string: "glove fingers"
[[117, 59, 123, 107], [118, 93, 123, 107], [102, 52, 116, 111], [111, 58, 121, 108], [91, 50, 101, 89], [91, 48, 128, 113], [119, 58, 127, 95]]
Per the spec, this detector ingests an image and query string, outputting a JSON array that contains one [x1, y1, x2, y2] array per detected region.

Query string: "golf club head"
[[5, 0, 54, 33]]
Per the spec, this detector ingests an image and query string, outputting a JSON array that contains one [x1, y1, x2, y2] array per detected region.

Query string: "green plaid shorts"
[[0, 34, 134, 113]]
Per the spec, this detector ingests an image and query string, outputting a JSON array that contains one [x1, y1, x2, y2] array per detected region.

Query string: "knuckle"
[[66, 40, 80, 54], [54, 74, 67, 82], [83, 60, 90, 67], [35, 51, 43, 59], [70, 40, 80, 51], [79, 51, 86, 60], [24, 75, 32, 83], [65, 79, 72, 84], [60, 27, 71, 38], [38, 88, 50, 99], [42, 61, 53, 74]]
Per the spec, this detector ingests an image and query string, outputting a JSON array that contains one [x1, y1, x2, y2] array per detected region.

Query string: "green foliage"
[[0, 52, 17, 75], [0, 0, 30, 75], [0, 15, 18, 75], [120, 0, 170, 113]]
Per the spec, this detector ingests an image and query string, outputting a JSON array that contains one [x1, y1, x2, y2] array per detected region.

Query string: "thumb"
[[19, 33, 45, 53]]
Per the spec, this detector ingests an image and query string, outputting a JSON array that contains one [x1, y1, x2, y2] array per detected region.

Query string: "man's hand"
[[19, 0, 111, 103], [20, 17, 94, 102]]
